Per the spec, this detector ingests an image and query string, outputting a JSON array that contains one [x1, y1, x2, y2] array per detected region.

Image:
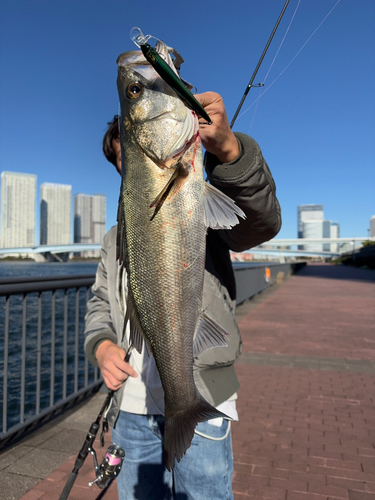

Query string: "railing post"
[[20, 294, 27, 424], [74, 288, 79, 393], [3, 297, 10, 433], [36, 292, 42, 415], [63, 289, 68, 400], [85, 287, 90, 387], [50, 290, 56, 407]]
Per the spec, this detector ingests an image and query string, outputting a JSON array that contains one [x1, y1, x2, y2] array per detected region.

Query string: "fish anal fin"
[[144, 336, 154, 358], [203, 182, 246, 230], [124, 286, 144, 355], [193, 311, 228, 358]]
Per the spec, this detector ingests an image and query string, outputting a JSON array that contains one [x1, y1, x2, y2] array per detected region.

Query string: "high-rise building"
[[297, 205, 324, 239], [370, 215, 375, 238], [74, 193, 106, 257], [0, 171, 37, 248], [301, 219, 331, 252], [40, 183, 71, 245], [298, 204, 325, 251], [74, 194, 91, 245], [330, 222, 340, 253], [91, 194, 106, 247]]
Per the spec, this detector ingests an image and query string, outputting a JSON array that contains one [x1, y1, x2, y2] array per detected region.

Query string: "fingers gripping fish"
[[116, 46, 245, 472]]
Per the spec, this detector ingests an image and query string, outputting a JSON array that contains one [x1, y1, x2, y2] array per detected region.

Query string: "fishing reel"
[[88, 443, 125, 489]]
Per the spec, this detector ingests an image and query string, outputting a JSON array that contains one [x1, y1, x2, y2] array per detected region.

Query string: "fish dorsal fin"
[[203, 182, 246, 230], [193, 311, 229, 358]]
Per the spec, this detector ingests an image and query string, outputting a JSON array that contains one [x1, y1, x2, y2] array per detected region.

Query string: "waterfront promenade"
[[2, 263, 375, 499]]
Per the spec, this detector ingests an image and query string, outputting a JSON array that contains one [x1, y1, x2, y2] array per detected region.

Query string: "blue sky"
[[1, 0, 374, 242]]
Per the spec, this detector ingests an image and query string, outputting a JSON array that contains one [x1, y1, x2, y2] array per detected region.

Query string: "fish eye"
[[127, 82, 143, 99]]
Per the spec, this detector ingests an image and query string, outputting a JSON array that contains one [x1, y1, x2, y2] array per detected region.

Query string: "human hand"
[[195, 92, 239, 164], [95, 340, 138, 391]]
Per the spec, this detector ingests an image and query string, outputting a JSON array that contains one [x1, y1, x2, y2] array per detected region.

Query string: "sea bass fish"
[[116, 44, 245, 471]]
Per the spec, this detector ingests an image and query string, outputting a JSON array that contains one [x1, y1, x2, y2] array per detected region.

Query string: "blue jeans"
[[111, 411, 234, 500]]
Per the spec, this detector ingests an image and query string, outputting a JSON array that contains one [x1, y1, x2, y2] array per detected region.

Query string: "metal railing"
[[234, 261, 306, 305], [0, 274, 100, 449], [0, 261, 306, 449]]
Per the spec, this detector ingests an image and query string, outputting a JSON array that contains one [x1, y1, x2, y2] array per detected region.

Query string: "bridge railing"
[[0, 274, 100, 449]]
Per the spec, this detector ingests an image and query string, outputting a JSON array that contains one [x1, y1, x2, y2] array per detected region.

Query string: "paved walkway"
[[232, 264, 375, 500], [1, 264, 374, 499]]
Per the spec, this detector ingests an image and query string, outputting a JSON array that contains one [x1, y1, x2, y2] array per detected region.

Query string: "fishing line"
[[247, 0, 301, 132], [238, 0, 342, 123], [262, 0, 301, 84], [230, 0, 291, 128], [194, 420, 231, 441]]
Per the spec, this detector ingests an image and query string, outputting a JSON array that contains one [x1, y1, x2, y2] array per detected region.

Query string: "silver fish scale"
[[124, 172, 207, 408]]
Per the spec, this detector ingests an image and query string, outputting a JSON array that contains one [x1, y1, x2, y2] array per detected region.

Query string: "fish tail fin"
[[164, 394, 229, 471]]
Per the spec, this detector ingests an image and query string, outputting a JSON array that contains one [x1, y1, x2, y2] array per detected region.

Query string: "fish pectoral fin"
[[124, 286, 145, 355], [150, 166, 181, 210], [193, 311, 229, 358], [203, 182, 246, 230]]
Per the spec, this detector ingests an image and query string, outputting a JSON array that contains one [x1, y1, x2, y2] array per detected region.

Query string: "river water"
[[0, 260, 99, 278]]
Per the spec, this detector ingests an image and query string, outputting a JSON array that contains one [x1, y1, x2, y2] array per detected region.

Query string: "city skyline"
[[0, 170, 106, 247], [0, 169, 372, 249], [0, 168, 372, 251]]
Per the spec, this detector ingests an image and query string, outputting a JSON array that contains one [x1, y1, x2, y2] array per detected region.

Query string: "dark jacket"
[[84, 132, 281, 426]]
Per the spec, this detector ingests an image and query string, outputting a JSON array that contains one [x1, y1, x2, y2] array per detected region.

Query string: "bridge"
[[0, 243, 102, 262], [0, 237, 372, 261], [248, 237, 373, 260]]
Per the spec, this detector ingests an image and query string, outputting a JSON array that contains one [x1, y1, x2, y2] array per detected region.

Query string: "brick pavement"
[[232, 264, 375, 500], [11, 264, 375, 499]]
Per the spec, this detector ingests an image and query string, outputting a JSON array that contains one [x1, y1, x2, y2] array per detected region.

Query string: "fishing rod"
[[58, 346, 133, 500], [230, 0, 290, 128]]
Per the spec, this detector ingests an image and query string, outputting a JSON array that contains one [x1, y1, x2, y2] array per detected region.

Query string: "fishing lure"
[[130, 27, 212, 125]]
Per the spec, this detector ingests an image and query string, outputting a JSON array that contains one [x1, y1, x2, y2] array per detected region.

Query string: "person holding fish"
[[85, 36, 281, 500]]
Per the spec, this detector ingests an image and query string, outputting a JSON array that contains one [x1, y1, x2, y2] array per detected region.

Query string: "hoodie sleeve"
[[84, 228, 118, 367], [205, 132, 282, 251]]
